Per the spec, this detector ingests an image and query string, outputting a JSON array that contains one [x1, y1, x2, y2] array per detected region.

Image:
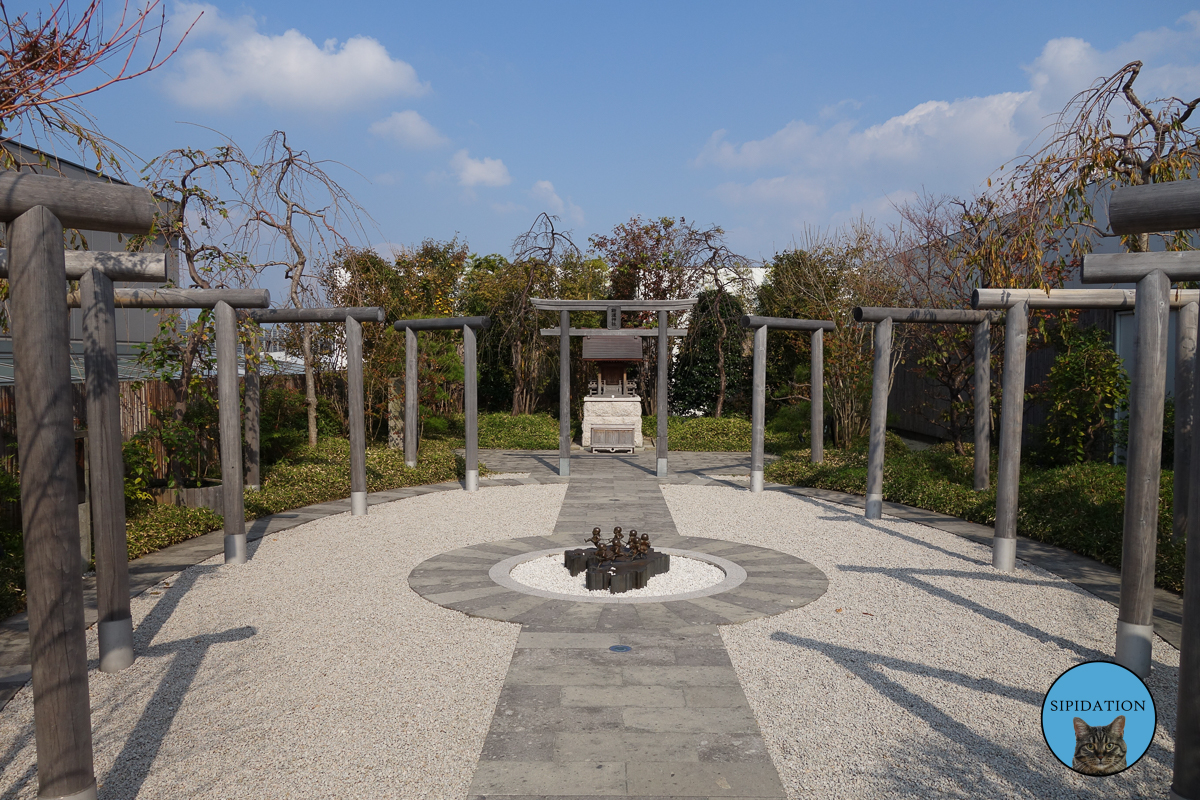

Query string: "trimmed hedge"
[[244, 438, 463, 519], [765, 436, 1186, 593], [641, 415, 796, 453], [477, 412, 562, 450]]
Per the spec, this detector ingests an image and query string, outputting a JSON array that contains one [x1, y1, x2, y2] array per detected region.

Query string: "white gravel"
[[508, 553, 725, 598], [0, 484, 565, 800], [0, 479, 1182, 799], [661, 484, 1180, 800]]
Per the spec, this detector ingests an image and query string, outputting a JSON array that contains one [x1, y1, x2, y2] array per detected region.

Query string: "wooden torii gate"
[[245, 307, 385, 515], [65, 286, 269, 672], [1107, 180, 1200, 800], [0, 171, 173, 799], [738, 315, 834, 493], [972, 288, 1199, 578], [533, 298, 694, 477], [393, 316, 492, 491], [853, 307, 998, 520]]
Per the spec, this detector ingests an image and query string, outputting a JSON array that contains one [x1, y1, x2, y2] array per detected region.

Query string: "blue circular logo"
[[1041, 661, 1156, 776]]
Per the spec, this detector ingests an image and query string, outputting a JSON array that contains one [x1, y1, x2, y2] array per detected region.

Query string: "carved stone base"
[[582, 396, 644, 450]]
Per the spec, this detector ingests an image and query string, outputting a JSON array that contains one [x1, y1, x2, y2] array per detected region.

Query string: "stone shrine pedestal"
[[582, 395, 644, 452]]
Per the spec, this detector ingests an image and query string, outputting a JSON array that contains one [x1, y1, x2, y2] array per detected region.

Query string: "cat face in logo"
[[1072, 715, 1127, 776]]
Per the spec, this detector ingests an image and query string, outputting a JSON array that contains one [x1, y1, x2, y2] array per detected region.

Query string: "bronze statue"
[[567, 525, 670, 594]]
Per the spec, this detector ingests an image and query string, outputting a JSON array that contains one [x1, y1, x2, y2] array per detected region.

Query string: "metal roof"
[[581, 336, 644, 361], [0, 338, 306, 385]]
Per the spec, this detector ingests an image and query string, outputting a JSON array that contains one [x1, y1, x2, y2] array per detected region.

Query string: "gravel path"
[[661, 485, 1179, 800], [0, 484, 565, 800], [0, 479, 1182, 799]]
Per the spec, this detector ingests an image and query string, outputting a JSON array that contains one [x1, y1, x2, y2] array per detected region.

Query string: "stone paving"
[[407, 455, 827, 799]]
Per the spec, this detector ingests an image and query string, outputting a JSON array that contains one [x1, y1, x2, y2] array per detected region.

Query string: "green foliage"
[[244, 438, 463, 519], [477, 412, 561, 449], [765, 442, 1185, 593], [765, 404, 813, 452], [1037, 325, 1128, 464], [641, 415, 792, 453], [125, 504, 224, 561], [0, 524, 23, 620], [670, 289, 750, 417], [757, 225, 901, 448], [122, 435, 158, 505]]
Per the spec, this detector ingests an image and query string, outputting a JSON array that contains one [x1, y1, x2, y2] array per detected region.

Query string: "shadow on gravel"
[[132, 566, 220, 650], [837, 564, 1109, 662], [0, 727, 35, 799], [101, 625, 257, 799], [816, 508, 988, 566], [767, 632, 1174, 796]]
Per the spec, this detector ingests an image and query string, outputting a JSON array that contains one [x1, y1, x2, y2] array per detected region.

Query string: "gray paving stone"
[[683, 686, 750, 708], [479, 731, 557, 761], [625, 761, 785, 797], [518, 632, 621, 649], [621, 666, 741, 688], [672, 648, 734, 667], [561, 685, 685, 708], [469, 761, 627, 796]]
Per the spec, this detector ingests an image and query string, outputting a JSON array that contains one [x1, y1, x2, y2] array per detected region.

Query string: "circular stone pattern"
[[409, 532, 828, 627]]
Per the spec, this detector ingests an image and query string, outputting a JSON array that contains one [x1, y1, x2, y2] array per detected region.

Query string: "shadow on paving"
[[768, 632, 1175, 796]]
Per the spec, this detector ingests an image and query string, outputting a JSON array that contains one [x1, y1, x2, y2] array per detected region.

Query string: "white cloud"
[[697, 14, 1200, 225], [163, 3, 427, 111], [530, 180, 584, 225], [369, 111, 448, 149], [450, 149, 511, 187]]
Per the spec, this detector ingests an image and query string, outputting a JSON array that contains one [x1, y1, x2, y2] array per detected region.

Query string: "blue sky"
[[23, 1, 1200, 271]]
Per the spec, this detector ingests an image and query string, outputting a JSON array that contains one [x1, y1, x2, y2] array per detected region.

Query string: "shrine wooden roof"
[[582, 335, 644, 361]]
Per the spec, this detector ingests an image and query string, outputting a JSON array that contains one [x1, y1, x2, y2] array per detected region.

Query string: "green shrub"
[[1037, 325, 1128, 464], [477, 412, 561, 449], [766, 403, 813, 451], [244, 438, 463, 519], [125, 503, 223, 560], [765, 441, 1185, 592], [0, 524, 22, 620]]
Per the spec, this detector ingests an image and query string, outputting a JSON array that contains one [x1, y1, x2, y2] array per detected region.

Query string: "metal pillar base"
[[865, 493, 882, 520], [351, 491, 367, 516], [224, 533, 247, 565], [559, 458, 570, 477], [992, 536, 1016, 571], [247, 484, 260, 492], [657, 458, 667, 478], [45, 782, 97, 800], [98, 617, 134, 673], [1116, 620, 1154, 678], [751, 470, 764, 493], [404, 459, 417, 469], [465, 470, 478, 492]]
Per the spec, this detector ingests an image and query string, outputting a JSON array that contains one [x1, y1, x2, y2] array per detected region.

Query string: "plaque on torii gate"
[[532, 298, 695, 477]]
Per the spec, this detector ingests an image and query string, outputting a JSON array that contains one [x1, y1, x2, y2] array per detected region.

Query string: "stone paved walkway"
[[410, 456, 828, 799]]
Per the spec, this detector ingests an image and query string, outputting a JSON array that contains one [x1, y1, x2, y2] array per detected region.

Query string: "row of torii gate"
[[2, 173, 1198, 799]]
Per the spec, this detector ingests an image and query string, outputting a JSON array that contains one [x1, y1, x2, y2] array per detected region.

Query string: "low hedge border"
[[764, 434, 1186, 593]]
